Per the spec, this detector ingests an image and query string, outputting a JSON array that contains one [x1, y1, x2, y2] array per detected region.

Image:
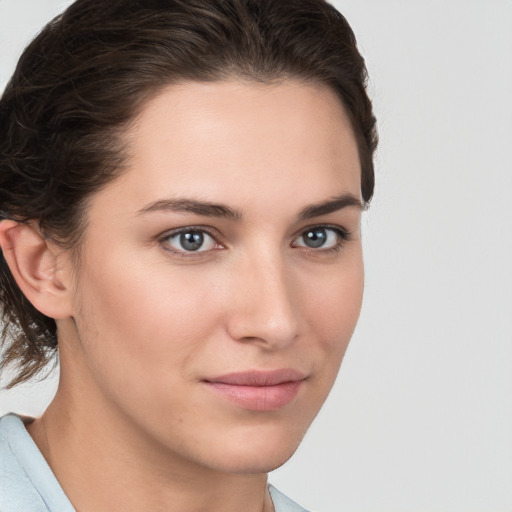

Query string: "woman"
[[0, 0, 377, 511]]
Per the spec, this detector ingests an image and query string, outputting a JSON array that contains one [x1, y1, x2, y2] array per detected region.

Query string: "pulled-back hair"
[[0, 0, 377, 388]]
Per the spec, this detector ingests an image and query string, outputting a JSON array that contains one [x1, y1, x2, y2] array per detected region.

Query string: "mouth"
[[202, 369, 306, 411]]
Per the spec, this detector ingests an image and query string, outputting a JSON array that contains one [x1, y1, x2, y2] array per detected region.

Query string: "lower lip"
[[204, 381, 303, 411]]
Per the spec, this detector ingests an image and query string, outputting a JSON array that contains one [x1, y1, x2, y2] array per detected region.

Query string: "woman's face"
[[61, 80, 364, 474]]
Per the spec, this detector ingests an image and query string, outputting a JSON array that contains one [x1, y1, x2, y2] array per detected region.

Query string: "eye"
[[163, 229, 218, 253], [292, 227, 345, 250]]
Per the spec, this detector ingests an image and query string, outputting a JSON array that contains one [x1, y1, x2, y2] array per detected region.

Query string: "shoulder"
[[268, 484, 311, 512], [0, 414, 74, 512], [0, 414, 50, 511]]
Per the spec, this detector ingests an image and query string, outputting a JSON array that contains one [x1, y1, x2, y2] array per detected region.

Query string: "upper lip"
[[204, 369, 306, 387]]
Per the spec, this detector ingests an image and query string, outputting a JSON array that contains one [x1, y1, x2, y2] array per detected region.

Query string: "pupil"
[[304, 229, 326, 248], [180, 232, 204, 251]]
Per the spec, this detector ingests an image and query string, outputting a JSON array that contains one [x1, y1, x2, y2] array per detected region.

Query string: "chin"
[[197, 422, 307, 475], [211, 446, 299, 475]]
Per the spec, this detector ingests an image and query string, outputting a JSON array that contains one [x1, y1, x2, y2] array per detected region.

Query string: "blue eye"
[[293, 227, 344, 249], [165, 230, 217, 252]]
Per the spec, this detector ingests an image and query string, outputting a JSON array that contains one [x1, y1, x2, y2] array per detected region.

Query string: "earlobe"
[[0, 220, 74, 319]]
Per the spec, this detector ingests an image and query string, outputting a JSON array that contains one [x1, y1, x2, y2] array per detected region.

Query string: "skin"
[[1, 80, 364, 512]]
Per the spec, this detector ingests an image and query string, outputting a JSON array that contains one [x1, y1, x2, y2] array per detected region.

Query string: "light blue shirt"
[[0, 414, 308, 512]]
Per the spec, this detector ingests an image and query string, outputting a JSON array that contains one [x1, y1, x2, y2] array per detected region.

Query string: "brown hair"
[[0, 0, 378, 388]]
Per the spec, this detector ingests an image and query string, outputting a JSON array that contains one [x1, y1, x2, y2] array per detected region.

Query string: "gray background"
[[1, 1, 511, 511]]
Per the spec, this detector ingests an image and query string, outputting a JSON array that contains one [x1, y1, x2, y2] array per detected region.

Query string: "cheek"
[[72, 253, 223, 384], [70, 262, 229, 433], [300, 255, 364, 356]]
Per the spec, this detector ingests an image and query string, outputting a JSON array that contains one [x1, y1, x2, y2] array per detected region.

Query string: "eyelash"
[[291, 225, 352, 254], [159, 224, 352, 257], [159, 226, 221, 257]]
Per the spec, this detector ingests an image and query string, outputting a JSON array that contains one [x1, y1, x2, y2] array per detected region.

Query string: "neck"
[[27, 365, 274, 512]]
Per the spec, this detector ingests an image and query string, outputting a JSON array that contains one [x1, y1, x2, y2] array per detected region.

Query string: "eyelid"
[[293, 223, 351, 240], [291, 224, 352, 250], [158, 226, 224, 256]]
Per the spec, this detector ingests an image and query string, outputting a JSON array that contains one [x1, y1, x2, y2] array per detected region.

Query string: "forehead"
[[94, 79, 362, 218]]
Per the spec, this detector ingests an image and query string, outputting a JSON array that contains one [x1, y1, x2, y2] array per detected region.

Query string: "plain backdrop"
[[1, 1, 511, 511]]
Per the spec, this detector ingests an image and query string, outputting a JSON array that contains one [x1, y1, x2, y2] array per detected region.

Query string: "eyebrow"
[[137, 198, 242, 220], [297, 194, 363, 220], [137, 193, 362, 221]]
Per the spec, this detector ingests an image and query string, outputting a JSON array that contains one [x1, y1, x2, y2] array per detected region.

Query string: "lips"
[[203, 369, 306, 411]]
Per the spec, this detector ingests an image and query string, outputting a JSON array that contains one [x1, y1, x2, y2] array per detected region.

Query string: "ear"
[[0, 220, 74, 319]]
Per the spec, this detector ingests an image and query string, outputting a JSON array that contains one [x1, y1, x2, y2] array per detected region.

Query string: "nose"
[[225, 251, 299, 349]]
